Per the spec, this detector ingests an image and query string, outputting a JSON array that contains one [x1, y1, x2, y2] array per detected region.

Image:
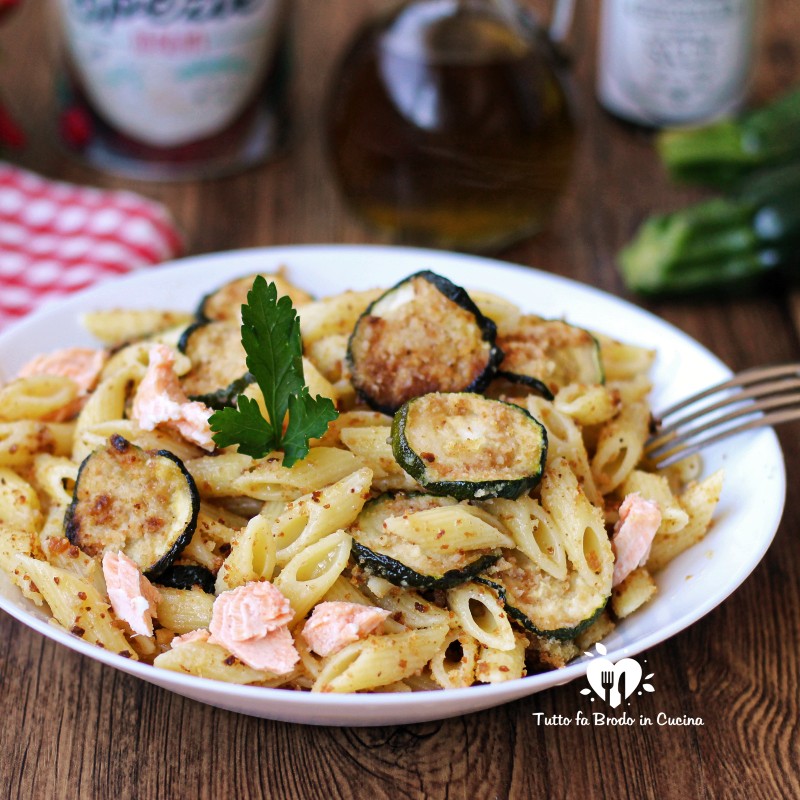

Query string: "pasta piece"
[[274, 531, 352, 622], [272, 467, 372, 566], [0, 528, 46, 605], [41, 535, 107, 597], [554, 383, 618, 426], [659, 454, 703, 494], [154, 639, 282, 684], [383, 505, 513, 553], [540, 459, 612, 592], [611, 567, 657, 619], [0, 421, 73, 467], [594, 334, 656, 382], [74, 365, 143, 435], [647, 470, 723, 572], [475, 632, 528, 683], [313, 410, 391, 448], [447, 581, 516, 651], [607, 375, 652, 404], [304, 334, 349, 383], [364, 577, 454, 630], [179, 532, 223, 573], [186, 448, 362, 502], [618, 470, 689, 534], [16, 555, 135, 656], [215, 515, 277, 593], [0, 467, 42, 532], [591, 401, 650, 495], [72, 420, 204, 464], [32, 454, 78, 508], [339, 426, 418, 492], [469, 290, 521, 336], [524, 396, 601, 505], [482, 496, 567, 581], [429, 628, 479, 689], [156, 586, 215, 634], [0, 376, 79, 422], [102, 341, 191, 380], [298, 289, 382, 345], [81, 309, 194, 346], [312, 624, 448, 693]]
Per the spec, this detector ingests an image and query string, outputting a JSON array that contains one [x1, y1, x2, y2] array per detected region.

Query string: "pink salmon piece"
[[301, 601, 390, 657], [612, 492, 662, 587], [102, 551, 161, 637]]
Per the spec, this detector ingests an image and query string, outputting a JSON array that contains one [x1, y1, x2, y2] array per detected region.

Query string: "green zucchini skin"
[[391, 393, 548, 501], [352, 542, 500, 590], [177, 320, 252, 409], [155, 565, 216, 594], [475, 577, 605, 641], [349, 492, 502, 590], [497, 318, 604, 394], [346, 270, 503, 415], [64, 435, 200, 579]]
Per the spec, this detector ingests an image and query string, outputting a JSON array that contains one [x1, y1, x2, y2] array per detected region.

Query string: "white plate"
[[0, 245, 786, 726]]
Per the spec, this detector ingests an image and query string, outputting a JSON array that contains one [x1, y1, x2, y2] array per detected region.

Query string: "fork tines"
[[645, 363, 800, 468]]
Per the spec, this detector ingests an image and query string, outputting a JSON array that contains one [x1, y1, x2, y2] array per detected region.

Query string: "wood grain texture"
[[1, 1, 799, 799]]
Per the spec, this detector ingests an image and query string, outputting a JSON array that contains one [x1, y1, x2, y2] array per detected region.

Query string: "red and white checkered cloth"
[[0, 162, 183, 330]]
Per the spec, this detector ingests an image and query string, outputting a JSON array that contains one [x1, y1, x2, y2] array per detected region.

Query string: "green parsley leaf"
[[209, 276, 339, 464]]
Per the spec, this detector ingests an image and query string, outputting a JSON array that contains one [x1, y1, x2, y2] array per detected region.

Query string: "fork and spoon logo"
[[581, 643, 655, 708]]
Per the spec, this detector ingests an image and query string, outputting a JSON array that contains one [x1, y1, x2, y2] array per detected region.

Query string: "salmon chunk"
[[611, 492, 662, 587], [18, 347, 108, 420], [102, 551, 161, 637], [132, 344, 214, 451], [208, 581, 299, 674], [301, 601, 390, 657]]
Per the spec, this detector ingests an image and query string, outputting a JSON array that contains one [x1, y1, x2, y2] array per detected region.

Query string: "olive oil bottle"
[[326, 0, 576, 252]]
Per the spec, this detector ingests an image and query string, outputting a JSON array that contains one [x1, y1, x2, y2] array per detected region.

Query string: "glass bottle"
[[53, 0, 291, 181], [597, 0, 761, 128], [326, 0, 577, 253]]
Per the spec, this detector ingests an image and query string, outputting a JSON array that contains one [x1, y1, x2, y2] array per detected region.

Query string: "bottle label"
[[57, 0, 284, 147], [597, 0, 757, 126]]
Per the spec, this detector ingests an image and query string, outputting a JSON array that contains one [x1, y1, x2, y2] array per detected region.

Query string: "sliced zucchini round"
[[155, 564, 216, 594], [347, 271, 503, 414], [64, 435, 200, 578], [349, 492, 501, 590], [177, 320, 252, 408], [497, 317, 604, 396], [197, 272, 314, 323], [477, 551, 610, 640], [392, 393, 548, 501]]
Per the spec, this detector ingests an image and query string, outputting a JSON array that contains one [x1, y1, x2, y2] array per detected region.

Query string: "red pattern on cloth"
[[0, 162, 183, 329]]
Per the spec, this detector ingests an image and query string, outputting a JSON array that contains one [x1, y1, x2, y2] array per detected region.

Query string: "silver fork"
[[645, 363, 800, 468]]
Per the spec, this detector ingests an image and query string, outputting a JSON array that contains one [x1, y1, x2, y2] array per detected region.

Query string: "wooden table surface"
[[2, 2, 799, 798]]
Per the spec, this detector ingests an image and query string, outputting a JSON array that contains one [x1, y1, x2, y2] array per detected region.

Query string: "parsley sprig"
[[209, 276, 338, 467]]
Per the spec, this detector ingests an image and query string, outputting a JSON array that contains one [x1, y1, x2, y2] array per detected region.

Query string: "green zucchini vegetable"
[[349, 493, 504, 590], [392, 392, 547, 501], [64, 434, 200, 578], [658, 87, 800, 188], [347, 270, 503, 414], [619, 162, 800, 295]]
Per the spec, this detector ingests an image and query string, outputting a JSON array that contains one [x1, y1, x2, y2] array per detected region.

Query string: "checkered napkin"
[[0, 162, 183, 330]]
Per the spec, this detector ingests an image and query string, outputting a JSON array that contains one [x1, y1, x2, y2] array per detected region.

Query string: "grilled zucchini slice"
[[349, 492, 504, 590], [392, 393, 547, 500], [155, 564, 216, 594], [347, 271, 502, 414], [64, 435, 200, 578], [177, 320, 252, 408], [197, 272, 313, 323], [497, 317, 604, 396], [477, 550, 611, 640]]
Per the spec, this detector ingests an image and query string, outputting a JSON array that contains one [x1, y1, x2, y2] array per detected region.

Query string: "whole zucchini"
[[347, 271, 502, 414], [619, 162, 800, 295], [658, 87, 800, 188], [64, 435, 200, 578], [392, 392, 547, 501]]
